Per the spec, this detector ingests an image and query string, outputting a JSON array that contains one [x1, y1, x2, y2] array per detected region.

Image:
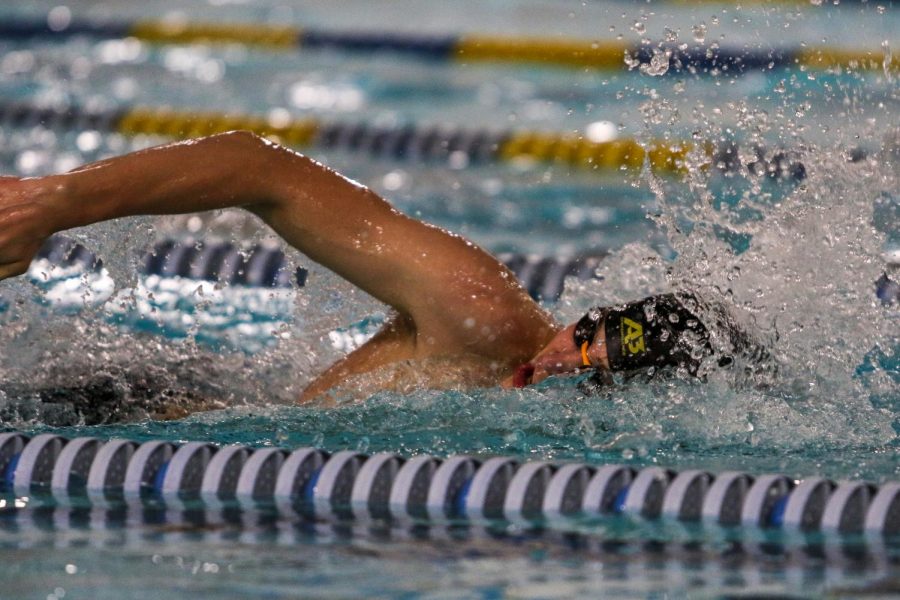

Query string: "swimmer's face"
[[500, 321, 609, 388]]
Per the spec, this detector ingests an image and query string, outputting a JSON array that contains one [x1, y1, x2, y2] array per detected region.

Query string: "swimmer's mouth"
[[512, 363, 535, 388]]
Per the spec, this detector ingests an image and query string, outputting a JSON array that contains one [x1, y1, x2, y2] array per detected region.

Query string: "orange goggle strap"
[[574, 307, 605, 368], [580, 341, 592, 367]]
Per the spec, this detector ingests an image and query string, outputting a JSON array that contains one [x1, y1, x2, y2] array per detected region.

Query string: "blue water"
[[0, 1, 899, 598]]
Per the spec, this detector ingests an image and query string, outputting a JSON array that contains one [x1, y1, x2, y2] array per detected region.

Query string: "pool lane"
[[0, 16, 896, 73]]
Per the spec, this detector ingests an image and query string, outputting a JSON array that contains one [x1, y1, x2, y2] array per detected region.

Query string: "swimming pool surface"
[[0, 1, 898, 598]]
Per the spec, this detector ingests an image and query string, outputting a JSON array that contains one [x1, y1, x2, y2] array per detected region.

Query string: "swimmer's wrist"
[[41, 172, 119, 232], [38, 174, 86, 233], [15, 175, 66, 237]]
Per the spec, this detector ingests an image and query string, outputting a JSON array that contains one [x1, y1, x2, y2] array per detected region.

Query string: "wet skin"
[[0, 132, 614, 401], [501, 321, 611, 388]]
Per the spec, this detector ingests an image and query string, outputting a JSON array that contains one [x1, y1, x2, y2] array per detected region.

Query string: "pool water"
[[0, 1, 899, 598]]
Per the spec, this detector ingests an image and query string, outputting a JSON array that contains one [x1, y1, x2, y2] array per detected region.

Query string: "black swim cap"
[[573, 307, 606, 352], [573, 293, 713, 375]]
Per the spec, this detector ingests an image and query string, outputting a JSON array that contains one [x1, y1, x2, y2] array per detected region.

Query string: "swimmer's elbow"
[[204, 129, 304, 164], [203, 130, 310, 210], [206, 129, 270, 150], [207, 130, 288, 170]]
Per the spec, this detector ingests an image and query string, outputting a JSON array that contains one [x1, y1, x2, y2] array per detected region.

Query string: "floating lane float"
[[2, 432, 900, 537], [31, 236, 899, 305], [0, 16, 896, 73], [32, 235, 606, 302], [0, 101, 808, 179]]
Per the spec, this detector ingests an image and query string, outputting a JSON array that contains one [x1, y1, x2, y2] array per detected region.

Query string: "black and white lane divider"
[[3, 432, 899, 536]]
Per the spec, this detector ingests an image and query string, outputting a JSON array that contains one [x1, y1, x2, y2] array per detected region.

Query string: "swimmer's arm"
[[299, 313, 416, 404], [0, 132, 555, 363]]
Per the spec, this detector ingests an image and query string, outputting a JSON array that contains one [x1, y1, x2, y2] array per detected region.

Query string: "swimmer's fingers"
[[0, 181, 54, 280], [0, 211, 47, 279], [0, 232, 44, 280]]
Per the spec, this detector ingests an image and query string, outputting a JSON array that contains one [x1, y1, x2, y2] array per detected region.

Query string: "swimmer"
[[0, 132, 758, 402]]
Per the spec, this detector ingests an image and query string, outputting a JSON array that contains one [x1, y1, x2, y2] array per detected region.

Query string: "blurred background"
[[0, 2, 898, 599]]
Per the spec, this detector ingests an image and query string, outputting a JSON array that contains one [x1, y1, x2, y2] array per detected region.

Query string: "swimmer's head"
[[502, 293, 717, 389]]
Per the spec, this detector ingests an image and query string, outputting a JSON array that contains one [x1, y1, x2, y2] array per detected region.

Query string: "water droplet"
[[882, 40, 893, 81], [692, 22, 707, 43], [624, 51, 640, 70], [640, 49, 671, 77]]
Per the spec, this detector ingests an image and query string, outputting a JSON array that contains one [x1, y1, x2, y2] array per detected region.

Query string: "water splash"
[[0, 206, 388, 425], [559, 138, 899, 450]]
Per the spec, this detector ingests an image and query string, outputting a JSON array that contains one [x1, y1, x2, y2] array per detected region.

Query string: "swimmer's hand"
[[0, 177, 56, 281]]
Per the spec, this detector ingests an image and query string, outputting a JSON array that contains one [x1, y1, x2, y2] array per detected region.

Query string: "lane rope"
[[29, 236, 900, 305], [0, 16, 896, 73], [1, 431, 899, 536], [32, 235, 608, 302], [0, 101, 808, 179]]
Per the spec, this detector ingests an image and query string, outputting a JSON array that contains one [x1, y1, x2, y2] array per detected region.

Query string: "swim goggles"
[[572, 307, 606, 367]]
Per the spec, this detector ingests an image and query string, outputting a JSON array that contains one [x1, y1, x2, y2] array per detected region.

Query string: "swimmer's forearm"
[[1, 135, 280, 280], [32, 131, 554, 359], [44, 132, 285, 229], [45, 131, 409, 287], [40, 132, 475, 309], [44, 131, 416, 302]]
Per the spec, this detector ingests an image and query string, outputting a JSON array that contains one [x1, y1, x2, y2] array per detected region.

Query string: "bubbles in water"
[[692, 23, 707, 44], [46, 6, 72, 32], [640, 49, 671, 77], [0, 50, 35, 75], [623, 51, 641, 71], [555, 82, 899, 451], [0, 3, 895, 479], [883, 40, 894, 82]]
